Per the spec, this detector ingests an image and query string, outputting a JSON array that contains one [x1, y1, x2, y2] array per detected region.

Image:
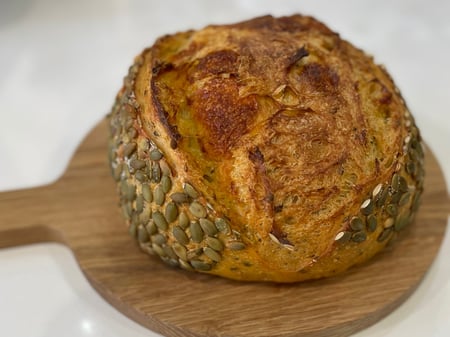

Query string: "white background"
[[0, 0, 449, 336]]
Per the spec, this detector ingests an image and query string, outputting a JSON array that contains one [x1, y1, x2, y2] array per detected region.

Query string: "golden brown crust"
[[108, 14, 424, 282]]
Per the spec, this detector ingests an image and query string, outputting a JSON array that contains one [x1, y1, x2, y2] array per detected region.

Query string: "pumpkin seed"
[[335, 231, 351, 243], [138, 226, 149, 243], [376, 187, 389, 207], [128, 223, 137, 238], [179, 259, 193, 270], [152, 162, 161, 182], [151, 233, 166, 245], [113, 164, 122, 181], [398, 176, 408, 192], [163, 245, 177, 259], [394, 213, 410, 231], [170, 192, 190, 204], [154, 185, 165, 206], [391, 173, 400, 192], [384, 218, 394, 228], [123, 142, 137, 157], [165, 202, 178, 223], [350, 217, 364, 231], [173, 226, 189, 245], [360, 199, 373, 216], [178, 211, 189, 229], [366, 214, 377, 232], [206, 237, 224, 251], [140, 207, 151, 223], [189, 202, 207, 218], [172, 243, 188, 261], [183, 183, 199, 198], [190, 260, 212, 271], [390, 191, 402, 204], [411, 193, 421, 211], [351, 231, 367, 242], [161, 176, 172, 193], [190, 221, 203, 243], [215, 218, 231, 234], [142, 184, 152, 202], [150, 149, 163, 161], [399, 192, 411, 206], [377, 227, 393, 242], [229, 241, 246, 250], [204, 247, 221, 262], [159, 161, 171, 176], [386, 204, 398, 217], [151, 243, 165, 257], [146, 220, 157, 235], [152, 211, 168, 230], [135, 195, 144, 213], [130, 159, 146, 170], [406, 162, 416, 176], [135, 170, 147, 182], [199, 218, 218, 236]]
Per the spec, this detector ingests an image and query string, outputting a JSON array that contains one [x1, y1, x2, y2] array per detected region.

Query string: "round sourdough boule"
[[107, 14, 424, 282]]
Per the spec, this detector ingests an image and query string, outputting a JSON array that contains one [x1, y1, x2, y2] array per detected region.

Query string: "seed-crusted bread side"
[[108, 14, 424, 282]]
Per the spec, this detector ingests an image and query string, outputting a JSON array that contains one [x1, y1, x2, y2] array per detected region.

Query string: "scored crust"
[[108, 14, 424, 282]]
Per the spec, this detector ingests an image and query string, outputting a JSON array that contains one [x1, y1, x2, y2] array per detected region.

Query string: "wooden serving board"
[[0, 119, 449, 337]]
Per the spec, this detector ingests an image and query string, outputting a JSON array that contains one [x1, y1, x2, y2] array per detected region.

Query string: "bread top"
[[131, 15, 414, 276]]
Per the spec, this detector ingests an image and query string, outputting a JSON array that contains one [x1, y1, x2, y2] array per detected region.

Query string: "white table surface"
[[1, 1, 449, 336]]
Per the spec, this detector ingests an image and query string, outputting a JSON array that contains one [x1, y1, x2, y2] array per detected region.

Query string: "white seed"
[[372, 183, 383, 198], [268, 233, 281, 245]]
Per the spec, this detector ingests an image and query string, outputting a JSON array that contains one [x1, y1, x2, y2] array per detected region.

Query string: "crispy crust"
[[108, 15, 424, 282]]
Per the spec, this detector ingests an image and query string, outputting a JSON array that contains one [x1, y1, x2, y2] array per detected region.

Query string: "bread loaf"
[[108, 14, 424, 282]]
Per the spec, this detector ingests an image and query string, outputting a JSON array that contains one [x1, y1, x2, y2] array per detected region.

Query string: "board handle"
[[0, 183, 64, 248]]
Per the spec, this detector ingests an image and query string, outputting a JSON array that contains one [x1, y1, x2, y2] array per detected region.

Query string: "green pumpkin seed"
[[178, 211, 189, 229], [377, 227, 393, 242], [150, 149, 163, 161], [386, 204, 398, 217], [229, 241, 246, 250], [140, 207, 151, 223], [199, 218, 218, 236], [398, 176, 408, 192], [128, 223, 137, 238], [411, 193, 421, 211], [360, 199, 373, 216], [161, 176, 172, 193], [146, 220, 157, 235], [179, 259, 193, 271], [135, 195, 144, 213], [154, 185, 165, 206], [152, 162, 161, 182], [113, 164, 122, 181], [399, 192, 411, 206], [215, 218, 231, 234], [142, 184, 152, 202], [366, 214, 377, 232], [390, 191, 402, 204], [190, 260, 212, 271], [151, 243, 165, 257], [376, 187, 389, 207], [206, 237, 224, 251], [152, 211, 168, 230], [130, 159, 146, 170], [204, 247, 221, 262], [138, 226, 149, 243], [189, 202, 207, 218], [163, 245, 177, 259], [350, 217, 364, 231], [151, 233, 167, 245], [190, 221, 203, 243], [172, 243, 188, 261], [123, 142, 137, 157], [123, 202, 132, 219], [183, 183, 199, 198], [170, 192, 190, 204], [173, 226, 189, 245], [334, 231, 352, 243], [159, 161, 171, 176], [351, 231, 367, 242], [406, 162, 416, 176], [135, 170, 147, 182], [165, 202, 178, 223], [391, 173, 400, 192], [394, 213, 410, 231]]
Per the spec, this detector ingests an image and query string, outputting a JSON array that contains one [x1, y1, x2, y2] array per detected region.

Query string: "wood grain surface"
[[0, 119, 448, 337]]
